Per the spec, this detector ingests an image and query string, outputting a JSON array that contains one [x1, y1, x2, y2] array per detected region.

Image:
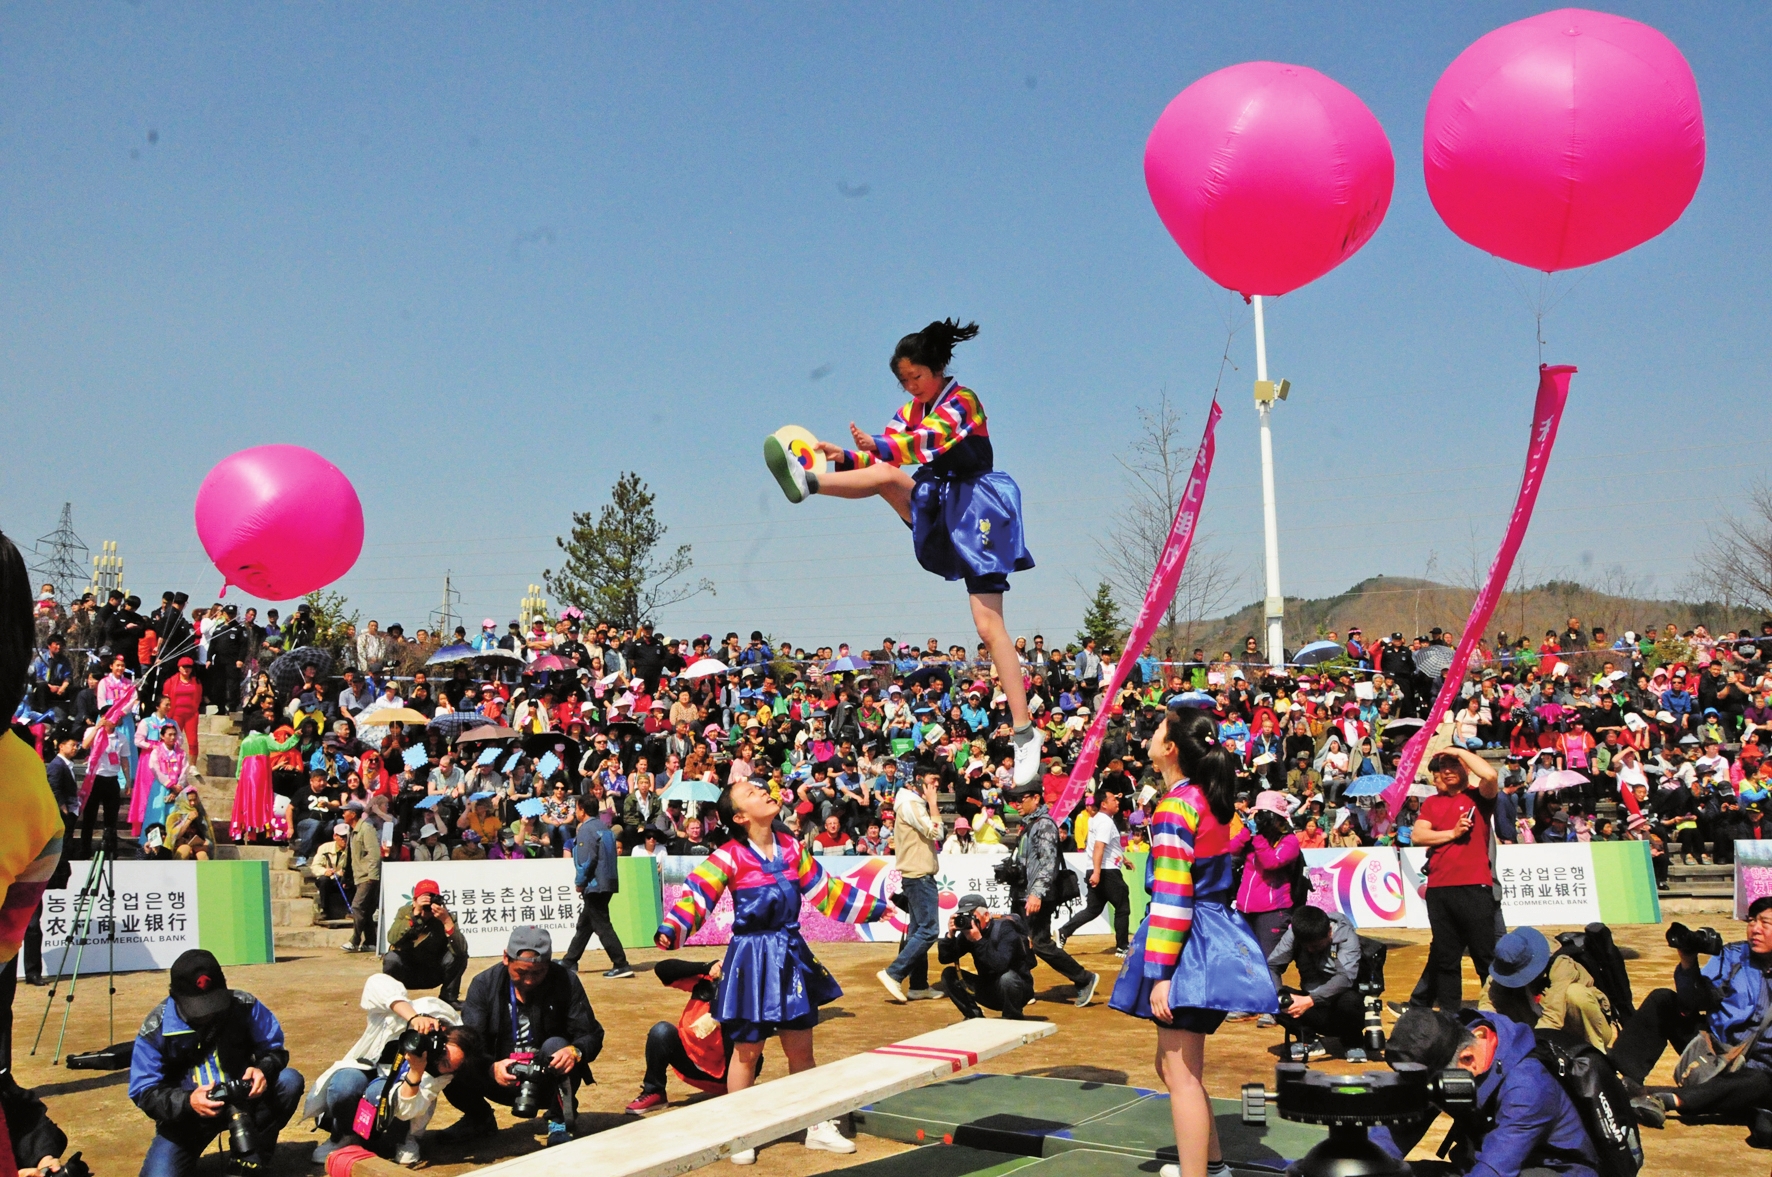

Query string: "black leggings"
[[78, 775, 121, 858], [640, 1022, 724, 1095], [1058, 871, 1131, 950]]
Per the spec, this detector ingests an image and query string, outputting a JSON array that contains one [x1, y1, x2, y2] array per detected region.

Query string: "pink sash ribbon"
[[1053, 400, 1223, 821], [1383, 364, 1576, 821]]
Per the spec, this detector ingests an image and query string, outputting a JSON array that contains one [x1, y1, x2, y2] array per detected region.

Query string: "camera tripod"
[[31, 832, 118, 1064]]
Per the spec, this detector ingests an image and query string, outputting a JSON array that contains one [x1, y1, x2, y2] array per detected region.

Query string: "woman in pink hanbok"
[[130, 694, 180, 834], [141, 715, 190, 836], [232, 725, 300, 844]]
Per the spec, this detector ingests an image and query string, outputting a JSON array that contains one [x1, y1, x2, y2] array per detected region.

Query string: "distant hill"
[[1161, 575, 1756, 659]]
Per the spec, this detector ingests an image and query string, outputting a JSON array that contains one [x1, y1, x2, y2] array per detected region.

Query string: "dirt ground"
[[12, 917, 1761, 1177]]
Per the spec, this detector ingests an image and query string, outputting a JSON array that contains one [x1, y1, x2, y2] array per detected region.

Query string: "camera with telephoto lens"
[[1241, 1061, 1477, 1177], [58, 1153, 90, 1177], [210, 1079, 262, 1170], [1666, 922, 1724, 957], [991, 857, 1026, 890], [506, 1054, 554, 1120]]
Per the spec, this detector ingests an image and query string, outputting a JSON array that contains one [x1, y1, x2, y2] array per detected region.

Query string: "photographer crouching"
[[1266, 906, 1368, 1061], [127, 950, 305, 1177], [439, 927, 603, 1150], [307, 972, 480, 1166], [940, 893, 1036, 1020], [1613, 900, 1772, 1138], [381, 880, 470, 1006]]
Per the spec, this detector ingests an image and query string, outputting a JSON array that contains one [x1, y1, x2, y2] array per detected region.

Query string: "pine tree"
[[1077, 580, 1126, 649], [544, 472, 713, 630]]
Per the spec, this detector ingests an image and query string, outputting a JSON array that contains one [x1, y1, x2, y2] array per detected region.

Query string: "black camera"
[[991, 857, 1027, 890], [210, 1078, 261, 1170], [1242, 1062, 1477, 1177], [398, 1026, 446, 1059], [1356, 938, 1389, 1060], [506, 1057, 553, 1120], [59, 1154, 90, 1177], [1666, 922, 1724, 957]]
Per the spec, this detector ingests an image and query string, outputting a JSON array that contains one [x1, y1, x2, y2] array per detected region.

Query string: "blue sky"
[[5, 3, 1766, 648]]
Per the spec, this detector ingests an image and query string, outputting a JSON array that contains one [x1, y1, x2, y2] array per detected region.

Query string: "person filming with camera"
[[940, 893, 1036, 1020], [439, 927, 603, 1150], [1614, 899, 1772, 1136], [381, 880, 470, 1007], [1266, 906, 1367, 1061], [306, 972, 477, 1166], [127, 949, 306, 1177]]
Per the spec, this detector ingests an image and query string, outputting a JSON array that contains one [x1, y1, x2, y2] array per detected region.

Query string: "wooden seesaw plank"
[[474, 1018, 1058, 1177]]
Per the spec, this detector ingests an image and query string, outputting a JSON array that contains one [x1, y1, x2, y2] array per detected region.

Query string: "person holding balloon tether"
[[762, 318, 1043, 786]]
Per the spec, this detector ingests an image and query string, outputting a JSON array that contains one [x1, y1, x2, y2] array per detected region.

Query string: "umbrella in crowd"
[[527, 654, 569, 673], [476, 648, 525, 664], [1292, 640, 1344, 667], [1413, 645, 1455, 679], [1168, 691, 1216, 710], [358, 706, 429, 728], [268, 646, 333, 696], [523, 731, 579, 760], [1530, 768, 1590, 794], [682, 658, 733, 680], [426, 710, 485, 738], [1341, 774, 1394, 799], [661, 775, 722, 804], [823, 655, 868, 675], [457, 724, 520, 744], [427, 643, 478, 665]]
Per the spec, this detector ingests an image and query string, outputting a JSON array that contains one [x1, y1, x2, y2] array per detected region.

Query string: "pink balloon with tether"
[[1384, 9, 1706, 825], [1055, 63, 1395, 823], [195, 444, 365, 601]]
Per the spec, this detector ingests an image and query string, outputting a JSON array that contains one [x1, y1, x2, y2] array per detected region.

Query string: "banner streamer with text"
[[1053, 399, 1223, 822], [1382, 365, 1576, 821]]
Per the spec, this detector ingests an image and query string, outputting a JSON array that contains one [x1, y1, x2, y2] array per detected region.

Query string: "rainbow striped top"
[[838, 379, 993, 476], [0, 730, 66, 966], [1141, 780, 1236, 980], [658, 829, 889, 948]]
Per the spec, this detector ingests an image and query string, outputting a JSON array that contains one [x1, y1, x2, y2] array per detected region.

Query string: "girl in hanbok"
[[1110, 706, 1278, 1177], [144, 722, 190, 837], [762, 319, 1042, 787], [232, 725, 299, 843], [654, 776, 889, 1163], [97, 653, 138, 783], [130, 694, 180, 834]]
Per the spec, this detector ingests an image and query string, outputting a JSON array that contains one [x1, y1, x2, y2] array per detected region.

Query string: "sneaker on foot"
[[311, 1139, 347, 1164], [1343, 1048, 1369, 1064], [763, 435, 810, 504], [1255, 1014, 1277, 1028], [907, 988, 941, 1001], [804, 1120, 856, 1154], [1055, 930, 1070, 951], [604, 966, 635, 979], [729, 1148, 756, 1165], [626, 1090, 667, 1114], [1011, 724, 1043, 787], [1113, 947, 1129, 959], [876, 970, 908, 1003], [1074, 971, 1100, 1007], [1161, 1165, 1181, 1177], [1631, 1094, 1668, 1130], [545, 1120, 573, 1147], [1302, 1041, 1330, 1061], [393, 1138, 422, 1166]]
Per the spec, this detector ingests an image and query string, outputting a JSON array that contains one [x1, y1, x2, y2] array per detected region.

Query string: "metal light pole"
[[1251, 296, 1290, 671]]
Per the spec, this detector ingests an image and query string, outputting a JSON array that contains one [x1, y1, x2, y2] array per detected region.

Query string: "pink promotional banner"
[[1383, 364, 1576, 821], [1054, 399, 1223, 822]]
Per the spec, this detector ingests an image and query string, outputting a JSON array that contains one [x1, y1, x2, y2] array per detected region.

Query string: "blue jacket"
[[1373, 1012, 1598, 1177], [573, 817, 619, 894], [128, 993, 290, 1127], [1679, 942, 1772, 1073]]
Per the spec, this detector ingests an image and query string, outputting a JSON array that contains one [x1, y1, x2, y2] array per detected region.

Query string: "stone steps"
[[275, 925, 355, 950]]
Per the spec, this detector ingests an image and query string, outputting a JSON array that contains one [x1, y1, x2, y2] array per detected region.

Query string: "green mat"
[[1045, 1095, 1324, 1168], [1012, 1151, 1162, 1176], [827, 1144, 1038, 1177], [855, 1074, 1155, 1147]]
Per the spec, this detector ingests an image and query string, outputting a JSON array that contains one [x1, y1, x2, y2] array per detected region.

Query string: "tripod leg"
[[48, 851, 104, 1063], [32, 852, 100, 1056]]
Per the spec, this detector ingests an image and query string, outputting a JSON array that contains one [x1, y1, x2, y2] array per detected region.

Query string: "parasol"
[[1292, 640, 1344, 668], [1529, 769, 1589, 794], [681, 658, 733, 680], [1413, 645, 1455, 679], [457, 724, 520, 743], [268, 646, 334, 696]]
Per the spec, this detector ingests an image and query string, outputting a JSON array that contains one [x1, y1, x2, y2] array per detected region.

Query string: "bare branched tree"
[[1697, 484, 1772, 615], [1097, 391, 1242, 658]]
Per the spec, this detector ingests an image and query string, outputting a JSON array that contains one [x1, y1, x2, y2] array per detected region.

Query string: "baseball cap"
[[506, 925, 552, 962], [955, 892, 989, 917], [170, 949, 232, 1021], [413, 879, 441, 898]]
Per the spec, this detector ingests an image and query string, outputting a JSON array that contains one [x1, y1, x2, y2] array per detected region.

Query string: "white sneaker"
[[393, 1138, 422, 1166], [312, 1139, 346, 1164], [763, 435, 811, 504], [1161, 1166, 1180, 1177], [1012, 724, 1043, 786], [729, 1147, 757, 1165], [876, 970, 908, 1003], [907, 988, 941, 1001], [804, 1120, 856, 1154]]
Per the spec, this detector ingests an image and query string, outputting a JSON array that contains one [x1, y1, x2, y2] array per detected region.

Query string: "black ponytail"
[[0, 530, 31, 722], [1162, 707, 1238, 823], [890, 318, 979, 376]]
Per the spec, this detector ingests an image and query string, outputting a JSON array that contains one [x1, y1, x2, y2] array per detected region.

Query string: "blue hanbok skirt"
[[1109, 898, 1278, 1030], [908, 468, 1034, 585], [715, 926, 841, 1041]]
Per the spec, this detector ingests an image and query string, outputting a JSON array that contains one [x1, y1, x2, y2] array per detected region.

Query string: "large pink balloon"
[[195, 445, 364, 601], [1424, 8, 1705, 272], [1145, 62, 1394, 297]]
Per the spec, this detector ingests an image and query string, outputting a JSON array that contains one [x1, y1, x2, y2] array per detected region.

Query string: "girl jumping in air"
[[654, 776, 890, 1164], [763, 318, 1042, 785], [1110, 706, 1279, 1177]]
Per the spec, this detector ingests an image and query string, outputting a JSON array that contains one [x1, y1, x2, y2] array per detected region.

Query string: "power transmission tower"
[[31, 504, 90, 605], [430, 572, 461, 638]]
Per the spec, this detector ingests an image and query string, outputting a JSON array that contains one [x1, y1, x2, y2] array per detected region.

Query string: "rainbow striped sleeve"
[[0, 732, 65, 966], [834, 400, 912, 471], [836, 384, 987, 470], [793, 837, 889, 924], [657, 843, 737, 948], [1142, 790, 1199, 980]]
